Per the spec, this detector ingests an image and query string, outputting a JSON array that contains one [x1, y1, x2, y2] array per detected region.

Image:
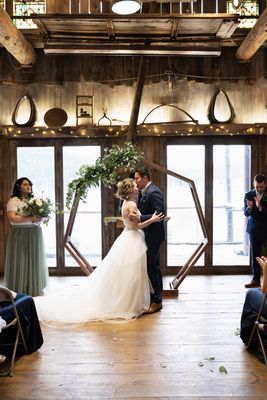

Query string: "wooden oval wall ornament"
[[11, 94, 37, 127], [208, 90, 236, 124], [44, 108, 68, 127]]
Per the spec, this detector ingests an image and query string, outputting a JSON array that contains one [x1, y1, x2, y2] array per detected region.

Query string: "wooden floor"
[[1, 274, 267, 399]]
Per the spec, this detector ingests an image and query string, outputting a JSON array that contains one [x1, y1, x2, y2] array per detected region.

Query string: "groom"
[[133, 166, 166, 314]]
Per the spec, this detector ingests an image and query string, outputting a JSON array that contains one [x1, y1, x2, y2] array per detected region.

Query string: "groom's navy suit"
[[138, 182, 165, 304], [244, 188, 267, 283]]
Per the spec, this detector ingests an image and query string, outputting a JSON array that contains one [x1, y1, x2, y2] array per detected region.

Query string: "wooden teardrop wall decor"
[[208, 90, 236, 124], [12, 94, 37, 127]]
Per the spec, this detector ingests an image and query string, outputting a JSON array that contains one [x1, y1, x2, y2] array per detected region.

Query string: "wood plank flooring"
[[1, 274, 267, 399]]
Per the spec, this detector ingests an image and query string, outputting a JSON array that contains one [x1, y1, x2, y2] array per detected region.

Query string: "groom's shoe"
[[143, 302, 162, 315]]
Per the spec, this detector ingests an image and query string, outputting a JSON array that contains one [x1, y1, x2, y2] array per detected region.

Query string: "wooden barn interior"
[[1, 0, 267, 398]]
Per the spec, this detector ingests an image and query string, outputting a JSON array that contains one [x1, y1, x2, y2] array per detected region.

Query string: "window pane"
[[213, 145, 251, 266], [63, 146, 101, 267], [167, 145, 205, 267], [17, 147, 56, 266]]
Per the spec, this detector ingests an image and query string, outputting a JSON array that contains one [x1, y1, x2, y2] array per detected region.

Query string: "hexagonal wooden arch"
[[63, 157, 208, 292]]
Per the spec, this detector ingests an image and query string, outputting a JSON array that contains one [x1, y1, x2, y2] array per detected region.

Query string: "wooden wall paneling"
[[5, 0, 13, 16], [62, 55, 82, 83], [112, 57, 124, 86], [147, 56, 161, 85], [46, 0, 55, 14], [123, 57, 136, 87], [80, 0, 89, 13], [54, 0, 69, 14], [148, 1, 158, 13], [249, 48, 266, 81], [171, 2, 180, 13], [101, 1, 112, 13], [218, 0, 227, 13], [90, 0, 101, 14], [71, 0, 80, 14], [81, 56, 105, 83], [259, 0, 267, 14], [202, 0, 216, 13]]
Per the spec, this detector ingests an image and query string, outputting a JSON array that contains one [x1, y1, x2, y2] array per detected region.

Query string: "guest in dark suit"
[[134, 166, 166, 314], [244, 174, 267, 288]]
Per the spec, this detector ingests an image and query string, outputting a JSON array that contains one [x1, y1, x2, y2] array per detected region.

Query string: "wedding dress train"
[[34, 214, 150, 324]]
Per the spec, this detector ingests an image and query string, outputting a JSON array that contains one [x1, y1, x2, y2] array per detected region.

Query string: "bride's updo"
[[116, 178, 135, 200]]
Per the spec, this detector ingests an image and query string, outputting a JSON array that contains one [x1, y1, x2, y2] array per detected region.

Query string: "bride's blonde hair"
[[116, 178, 135, 200]]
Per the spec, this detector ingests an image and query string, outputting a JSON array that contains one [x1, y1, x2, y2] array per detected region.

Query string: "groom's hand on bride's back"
[[129, 210, 140, 222]]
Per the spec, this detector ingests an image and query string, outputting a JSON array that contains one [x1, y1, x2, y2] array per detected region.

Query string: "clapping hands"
[[256, 256, 267, 272]]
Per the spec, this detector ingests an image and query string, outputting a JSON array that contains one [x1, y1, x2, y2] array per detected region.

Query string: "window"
[[213, 145, 251, 266], [17, 146, 56, 266], [167, 145, 205, 267], [13, 1, 46, 29], [63, 146, 101, 267], [226, 0, 259, 29]]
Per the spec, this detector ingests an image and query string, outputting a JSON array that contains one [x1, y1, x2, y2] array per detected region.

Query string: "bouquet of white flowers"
[[22, 195, 56, 226]]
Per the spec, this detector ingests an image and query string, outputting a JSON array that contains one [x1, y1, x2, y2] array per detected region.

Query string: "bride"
[[34, 178, 165, 324]]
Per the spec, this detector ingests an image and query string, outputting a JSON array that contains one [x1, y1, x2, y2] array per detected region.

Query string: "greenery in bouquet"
[[22, 195, 61, 226], [66, 142, 143, 209]]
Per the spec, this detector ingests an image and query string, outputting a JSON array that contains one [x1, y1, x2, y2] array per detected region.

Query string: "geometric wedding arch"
[[63, 155, 208, 291]]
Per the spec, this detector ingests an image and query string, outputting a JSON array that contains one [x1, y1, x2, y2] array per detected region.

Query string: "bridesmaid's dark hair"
[[12, 177, 34, 199], [116, 178, 135, 200]]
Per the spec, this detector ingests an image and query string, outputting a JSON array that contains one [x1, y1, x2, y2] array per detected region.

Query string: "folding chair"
[[246, 289, 267, 366], [0, 287, 28, 377]]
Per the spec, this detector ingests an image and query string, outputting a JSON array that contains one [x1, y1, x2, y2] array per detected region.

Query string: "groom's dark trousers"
[[138, 183, 165, 304]]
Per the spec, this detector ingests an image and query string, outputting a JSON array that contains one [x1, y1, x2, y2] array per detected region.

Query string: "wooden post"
[[0, 5, 37, 65], [127, 56, 146, 143], [236, 7, 267, 62]]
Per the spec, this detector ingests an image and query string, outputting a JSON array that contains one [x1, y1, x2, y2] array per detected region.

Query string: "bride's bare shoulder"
[[123, 200, 138, 213]]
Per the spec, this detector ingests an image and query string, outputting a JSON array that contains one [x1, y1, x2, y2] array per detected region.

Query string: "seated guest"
[[0, 290, 43, 354], [0, 316, 6, 363], [240, 256, 267, 347]]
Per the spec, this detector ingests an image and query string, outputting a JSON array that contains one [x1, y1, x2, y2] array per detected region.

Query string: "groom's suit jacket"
[[138, 182, 165, 243]]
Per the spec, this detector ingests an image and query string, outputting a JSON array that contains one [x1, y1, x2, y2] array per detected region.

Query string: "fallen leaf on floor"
[[219, 365, 227, 374]]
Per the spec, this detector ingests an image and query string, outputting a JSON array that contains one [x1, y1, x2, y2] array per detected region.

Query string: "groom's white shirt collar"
[[141, 181, 151, 195]]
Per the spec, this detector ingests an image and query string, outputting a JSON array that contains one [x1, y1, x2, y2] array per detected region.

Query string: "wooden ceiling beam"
[[0, 5, 36, 65], [236, 8, 267, 62]]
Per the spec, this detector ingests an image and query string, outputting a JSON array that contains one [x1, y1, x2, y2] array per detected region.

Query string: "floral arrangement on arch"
[[66, 142, 143, 209]]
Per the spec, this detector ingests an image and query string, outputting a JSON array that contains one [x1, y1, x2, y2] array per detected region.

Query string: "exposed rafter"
[[236, 8, 267, 62], [0, 5, 36, 65]]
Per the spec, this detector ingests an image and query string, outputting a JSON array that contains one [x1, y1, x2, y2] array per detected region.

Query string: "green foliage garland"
[[66, 142, 143, 208]]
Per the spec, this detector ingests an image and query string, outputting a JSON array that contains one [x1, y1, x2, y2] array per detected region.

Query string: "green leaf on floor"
[[219, 365, 227, 374]]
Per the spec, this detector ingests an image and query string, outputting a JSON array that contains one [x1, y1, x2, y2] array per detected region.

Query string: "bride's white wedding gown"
[[34, 202, 150, 324]]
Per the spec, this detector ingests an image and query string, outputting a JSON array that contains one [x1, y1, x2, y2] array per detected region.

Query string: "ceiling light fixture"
[[111, 0, 141, 15]]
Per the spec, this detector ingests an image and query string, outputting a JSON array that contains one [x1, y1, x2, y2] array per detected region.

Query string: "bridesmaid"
[[3, 177, 48, 296]]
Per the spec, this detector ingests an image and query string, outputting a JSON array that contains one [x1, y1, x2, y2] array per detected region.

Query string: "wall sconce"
[[111, 0, 140, 15]]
